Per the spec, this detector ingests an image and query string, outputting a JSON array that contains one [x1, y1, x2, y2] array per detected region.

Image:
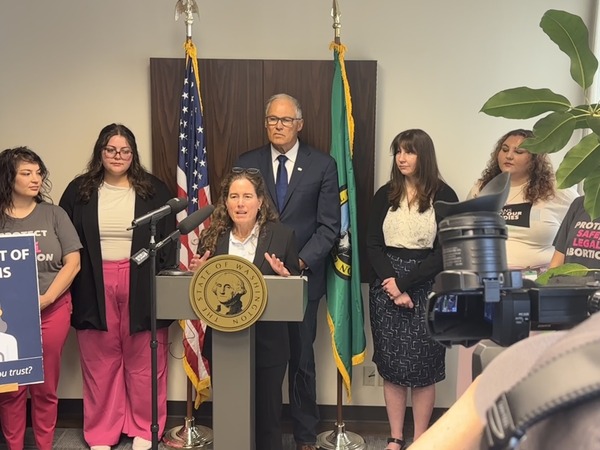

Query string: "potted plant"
[[481, 9, 599, 220]]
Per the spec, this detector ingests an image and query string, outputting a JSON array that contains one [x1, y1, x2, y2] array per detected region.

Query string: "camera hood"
[[434, 172, 510, 218]]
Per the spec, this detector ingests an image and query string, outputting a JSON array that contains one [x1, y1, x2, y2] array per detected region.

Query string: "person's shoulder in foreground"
[[409, 312, 600, 450]]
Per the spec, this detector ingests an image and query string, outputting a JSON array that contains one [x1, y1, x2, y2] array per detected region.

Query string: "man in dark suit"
[[236, 93, 340, 450]]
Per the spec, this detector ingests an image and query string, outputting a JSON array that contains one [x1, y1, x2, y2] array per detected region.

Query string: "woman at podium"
[[189, 167, 300, 450]]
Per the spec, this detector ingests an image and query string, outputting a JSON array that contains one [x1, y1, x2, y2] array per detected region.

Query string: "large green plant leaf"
[[541, 10, 598, 89], [583, 171, 600, 219], [521, 112, 576, 154], [480, 9, 600, 220], [481, 87, 570, 119], [556, 133, 600, 188], [535, 263, 593, 285], [586, 116, 600, 135], [570, 104, 599, 129]]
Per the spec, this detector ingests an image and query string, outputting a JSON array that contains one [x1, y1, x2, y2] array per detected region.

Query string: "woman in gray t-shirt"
[[0, 147, 81, 450], [550, 195, 600, 269]]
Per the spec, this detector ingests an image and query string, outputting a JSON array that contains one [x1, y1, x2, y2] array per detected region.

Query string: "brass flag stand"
[[316, 374, 366, 450], [162, 379, 213, 449]]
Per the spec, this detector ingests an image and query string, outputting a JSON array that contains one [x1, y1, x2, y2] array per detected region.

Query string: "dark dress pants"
[[288, 298, 321, 444], [256, 363, 288, 450]]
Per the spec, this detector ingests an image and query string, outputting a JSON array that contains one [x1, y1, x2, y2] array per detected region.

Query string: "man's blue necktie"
[[275, 154, 288, 213]]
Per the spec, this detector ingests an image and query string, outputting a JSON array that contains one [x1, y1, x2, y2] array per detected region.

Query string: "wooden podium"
[[156, 274, 308, 449]]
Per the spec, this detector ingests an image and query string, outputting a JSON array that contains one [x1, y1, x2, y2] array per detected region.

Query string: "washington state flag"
[[326, 42, 366, 401]]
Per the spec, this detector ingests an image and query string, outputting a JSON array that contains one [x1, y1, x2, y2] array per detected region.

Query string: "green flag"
[[326, 42, 366, 401]]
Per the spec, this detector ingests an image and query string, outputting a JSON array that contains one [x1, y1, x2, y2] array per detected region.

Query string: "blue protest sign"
[[0, 234, 44, 386]]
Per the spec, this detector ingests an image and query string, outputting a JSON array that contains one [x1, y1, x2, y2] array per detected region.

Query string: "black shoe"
[[385, 437, 406, 450]]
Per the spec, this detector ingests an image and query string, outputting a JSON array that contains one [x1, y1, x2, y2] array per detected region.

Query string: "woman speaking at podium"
[[189, 167, 299, 450]]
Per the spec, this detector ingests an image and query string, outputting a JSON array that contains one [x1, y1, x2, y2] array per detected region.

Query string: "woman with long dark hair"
[[0, 147, 81, 450], [189, 168, 299, 450], [367, 129, 458, 450], [59, 124, 176, 450]]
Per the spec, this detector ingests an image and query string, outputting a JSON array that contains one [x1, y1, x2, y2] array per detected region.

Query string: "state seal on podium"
[[189, 255, 268, 332]]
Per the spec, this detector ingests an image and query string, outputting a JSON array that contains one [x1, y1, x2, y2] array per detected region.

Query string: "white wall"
[[0, 0, 595, 408]]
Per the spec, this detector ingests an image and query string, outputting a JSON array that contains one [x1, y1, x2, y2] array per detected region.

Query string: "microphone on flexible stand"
[[128, 197, 189, 230], [155, 205, 215, 252], [143, 204, 214, 450], [156, 205, 215, 275], [158, 204, 217, 449]]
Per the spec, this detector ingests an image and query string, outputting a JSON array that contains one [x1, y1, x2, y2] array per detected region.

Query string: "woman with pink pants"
[[60, 124, 176, 450], [0, 146, 81, 450]]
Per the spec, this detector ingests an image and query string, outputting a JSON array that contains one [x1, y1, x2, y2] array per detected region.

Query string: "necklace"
[[232, 228, 252, 241], [404, 183, 417, 205], [506, 184, 526, 205]]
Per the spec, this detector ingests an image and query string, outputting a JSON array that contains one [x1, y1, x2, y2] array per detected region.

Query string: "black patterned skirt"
[[369, 254, 445, 387]]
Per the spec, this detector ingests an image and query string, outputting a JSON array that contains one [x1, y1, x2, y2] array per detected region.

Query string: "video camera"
[[426, 172, 600, 348]]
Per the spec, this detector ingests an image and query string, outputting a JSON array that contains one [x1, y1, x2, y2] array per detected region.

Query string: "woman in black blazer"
[[189, 167, 299, 450], [59, 124, 176, 450], [367, 129, 458, 450]]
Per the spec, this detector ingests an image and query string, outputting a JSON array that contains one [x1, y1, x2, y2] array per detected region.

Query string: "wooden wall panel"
[[201, 59, 265, 185], [150, 58, 182, 192], [263, 60, 333, 152], [150, 58, 264, 200], [150, 58, 377, 280], [344, 61, 377, 281]]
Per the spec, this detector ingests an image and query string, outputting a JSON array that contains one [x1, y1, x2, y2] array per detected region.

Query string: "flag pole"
[[332, 0, 341, 44], [316, 1, 366, 449], [163, 1, 213, 448]]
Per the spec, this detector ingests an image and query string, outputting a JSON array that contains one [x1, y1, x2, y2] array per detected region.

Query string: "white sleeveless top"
[[98, 182, 135, 260]]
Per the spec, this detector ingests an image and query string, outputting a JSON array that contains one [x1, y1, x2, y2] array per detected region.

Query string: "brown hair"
[[77, 123, 154, 202], [198, 169, 278, 253], [388, 129, 442, 213], [477, 129, 555, 204], [0, 147, 52, 227]]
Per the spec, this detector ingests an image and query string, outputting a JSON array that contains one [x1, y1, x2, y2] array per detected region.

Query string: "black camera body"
[[428, 271, 530, 348], [426, 173, 598, 347]]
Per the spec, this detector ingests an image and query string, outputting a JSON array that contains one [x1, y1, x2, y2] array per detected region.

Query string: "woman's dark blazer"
[[59, 174, 176, 334], [211, 221, 300, 368], [366, 180, 458, 292]]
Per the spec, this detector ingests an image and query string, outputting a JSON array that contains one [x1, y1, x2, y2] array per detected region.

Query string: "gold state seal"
[[189, 254, 268, 332]]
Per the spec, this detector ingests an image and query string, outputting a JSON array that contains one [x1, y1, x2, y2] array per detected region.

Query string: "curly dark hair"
[[77, 123, 154, 202], [0, 147, 52, 227], [388, 129, 442, 213], [198, 169, 278, 253], [477, 129, 555, 203]]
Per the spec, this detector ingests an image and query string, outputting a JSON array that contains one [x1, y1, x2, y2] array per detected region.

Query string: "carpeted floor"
[[0, 428, 401, 449]]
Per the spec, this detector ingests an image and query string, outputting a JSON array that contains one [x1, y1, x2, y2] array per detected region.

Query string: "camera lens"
[[437, 211, 508, 276], [588, 290, 600, 315]]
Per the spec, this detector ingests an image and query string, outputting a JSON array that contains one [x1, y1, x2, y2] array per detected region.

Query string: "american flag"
[[176, 39, 211, 408]]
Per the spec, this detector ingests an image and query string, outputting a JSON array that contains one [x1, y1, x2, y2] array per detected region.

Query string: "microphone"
[[128, 197, 188, 230], [179, 205, 215, 234], [154, 205, 215, 251]]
